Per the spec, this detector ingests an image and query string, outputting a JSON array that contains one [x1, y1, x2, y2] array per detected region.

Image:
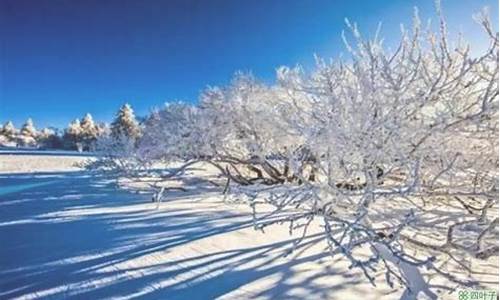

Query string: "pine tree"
[[110, 103, 141, 140], [1, 121, 16, 138], [20, 118, 37, 137], [18, 118, 37, 147], [80, 113, 99, 150], [80, 113, 96, 135], [63, 119, 83, 151], [66, 119, 82, 136]]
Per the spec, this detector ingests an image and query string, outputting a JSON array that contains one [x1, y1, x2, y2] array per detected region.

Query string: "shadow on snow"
[[0, 171, 369, 299]]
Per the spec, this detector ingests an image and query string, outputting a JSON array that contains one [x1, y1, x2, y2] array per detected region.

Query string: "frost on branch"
[[247, 8, 499, 291], [91, 8, 499, 292]]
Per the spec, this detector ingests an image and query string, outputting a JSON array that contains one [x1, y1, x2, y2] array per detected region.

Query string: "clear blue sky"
[[0, 0, 497, 129]]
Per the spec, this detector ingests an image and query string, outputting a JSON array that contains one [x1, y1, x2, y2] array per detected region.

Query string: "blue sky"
[[0, 0, 498, 129]]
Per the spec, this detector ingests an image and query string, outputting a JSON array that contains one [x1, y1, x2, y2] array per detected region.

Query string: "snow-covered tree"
[[96, 122, 108, 138], [18, 118, 38, 147], [80, 113, 100, 151], [90, 131, 145, 174], [138, 102, 203, 162], [85, 105, 142, 173], [37, 127, 63, 149], [89, 7, 499, 293], [63, 119, 83, 151], [1, 121, 17, 138], [0, 121, 18, 146], [20, 118, 37, 138], [110, 104, 141, 140], [246, 8, 498, 291], [80, 113, 97, 136]]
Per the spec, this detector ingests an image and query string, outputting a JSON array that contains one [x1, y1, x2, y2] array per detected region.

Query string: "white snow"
[[0, 153, 91, 174], [0, 155, 497, 299]]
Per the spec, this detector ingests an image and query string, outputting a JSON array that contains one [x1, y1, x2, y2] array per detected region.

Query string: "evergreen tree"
[[1, 121, 16, 139], [17, 118, 38, 147], [110, 103, 140, 140], [63, 119, 83, 151], [80, 113, 99, 150], [66, 119, 82, 136], [20, 118, 37, 137]]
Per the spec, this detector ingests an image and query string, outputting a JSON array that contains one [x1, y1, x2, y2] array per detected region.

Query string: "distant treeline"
[[0, 103, 141, 152]]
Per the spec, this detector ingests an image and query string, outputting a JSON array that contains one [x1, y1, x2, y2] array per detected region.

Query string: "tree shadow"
[[0, 171, 396, 299]]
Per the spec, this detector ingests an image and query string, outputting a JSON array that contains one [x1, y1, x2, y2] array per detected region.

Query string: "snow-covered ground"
[[0, 155, 496, 299], [0, 149, 95, 157], [0, 153, 91, 174]]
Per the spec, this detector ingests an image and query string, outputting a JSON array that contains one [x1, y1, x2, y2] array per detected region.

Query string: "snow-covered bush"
[[85, 132, 147, 174], [84, 104, 143, 173], [138, 102, 203, 162]]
